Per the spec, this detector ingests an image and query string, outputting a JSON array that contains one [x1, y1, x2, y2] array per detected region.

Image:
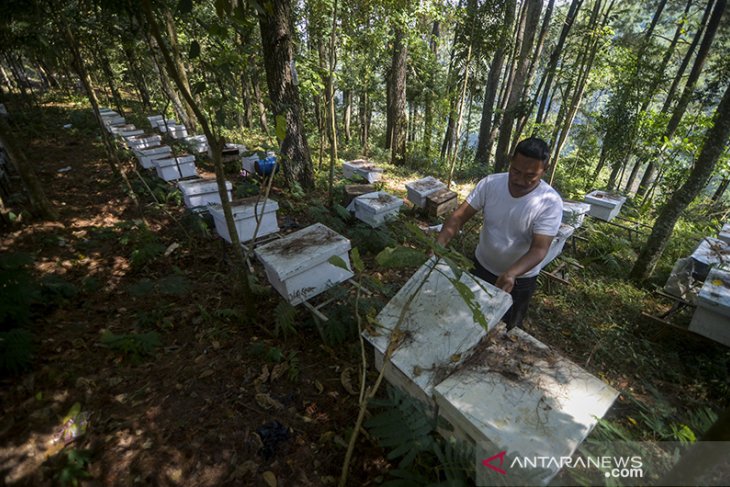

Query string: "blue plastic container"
[[255, 156, 278, 176]]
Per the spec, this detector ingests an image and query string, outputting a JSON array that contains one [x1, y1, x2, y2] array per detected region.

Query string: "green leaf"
[[351, 247, 364, 274], [177, 0, 193, 15], [328, 255, 350, 271], [450, 279, 489, 331], [275, 114, 287, 142], [375, 246, 426, 269], [189, 40, 200, 59]]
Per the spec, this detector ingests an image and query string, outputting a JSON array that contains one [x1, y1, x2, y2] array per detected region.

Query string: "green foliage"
[[54, 448, 92, 487], [376, 246, 427, 269], [348, 225, 395, 254], [116, 220, 166, 269], [127, 273, 191, 297], [0, 328, 34, 375], [40, 274, 78, 304], [274, 300, 297, 338], [0, 252, 40, 328], [100, 331, 161, 362]]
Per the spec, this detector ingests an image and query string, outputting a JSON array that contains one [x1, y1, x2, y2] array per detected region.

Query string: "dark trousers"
[[471, 257, 538, 330]]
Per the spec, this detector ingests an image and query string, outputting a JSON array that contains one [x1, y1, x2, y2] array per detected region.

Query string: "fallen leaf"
[[255, 365, 270, 385], [198, 369, 214, 379], [270, 363, 288, 382], [450, 353, 462, 363], [340, 368, 357, 395], [164, 242, 181, 257], [255, 393, 284, 410], [314, 380, 324, 394], [262, 471, 277, 487]]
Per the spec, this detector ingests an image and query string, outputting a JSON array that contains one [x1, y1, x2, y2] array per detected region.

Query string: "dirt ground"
[[0, 102, 394, 486]]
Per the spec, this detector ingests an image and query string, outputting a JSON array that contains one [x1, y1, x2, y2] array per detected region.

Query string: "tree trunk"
[[631, 78, 730, 281], [474, 0, 516, 168], [494, 0, 542, 173], [326, 0, 339, 206], [122, 42, 152, 111], [0, 117, 57, 219], [359, 89, 369, 154], [390, 26, 408, 166], [712, 176, 729, 203], [343, 89, 351, 143], [257, 0, 315, 189], [423, 20, 439, 155], [250, 61, 270, 135], [513, 0, 555, 142], [162, 6, 197, 132], [534, 0, 582, 125], [141, 0, 256, 316], [96, 49, 124, 116], [636, 0, 723, 199]]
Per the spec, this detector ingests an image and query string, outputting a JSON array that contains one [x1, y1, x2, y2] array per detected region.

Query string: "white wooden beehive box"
[[108, 123, 135, 135], [255, 223, 353, 305], [561, 200, 591, 228], [153, 154, 197, 181], [167, 124, 188, 139], [719, 223, 730, 245], [353, 191, 403, 227], [184, 135, 209, 153], [406, 176, 447, 209], [540, 223, 576, 268], [126, 135, 162, 150], [177, 178, 232, 208], [434, 325, 619, 486], [343, 159, 384, 183], [209, 197, 279, 244], [689, 267, 730, 346], [690, 237, 730, 280], [363, 257, 512, 408], [147, 115, 164, 128], [135, 145, 173, 169], [156, 119, 176, 133], [583, 190, 626, 222]]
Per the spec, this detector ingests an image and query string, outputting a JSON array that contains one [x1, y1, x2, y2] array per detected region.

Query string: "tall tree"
[[494, 0, 542, 172], [474, 0, 516, 167], [390, 25, 408, 166], [630, 78, 730, 280], [636, 0, 726, 199], [257, 0, 315, 189]]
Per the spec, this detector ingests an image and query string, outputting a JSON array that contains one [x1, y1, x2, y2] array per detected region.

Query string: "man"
[[437, 137, 563, 330]]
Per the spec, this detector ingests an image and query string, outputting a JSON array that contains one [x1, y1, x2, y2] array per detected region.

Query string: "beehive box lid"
[[155, 154, 195, 167], [691, 237, 730, 266], [178, 178, 232, 196], [557, 222, 575, 240], [562, 200, 591, 216], [434, 325, 618, 484], [406, 176, 447, 195], [584, 190, 626, 208], [135, 145, 171, 156], [697, 267, 730, 315], [364, 257, 512, 400], [354, 192, 403, 214], [255, 223, 350, 281], [209, 196, 278, 221]]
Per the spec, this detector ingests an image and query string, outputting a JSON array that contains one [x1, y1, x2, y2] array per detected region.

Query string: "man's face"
[[508, 153, 546, 197]]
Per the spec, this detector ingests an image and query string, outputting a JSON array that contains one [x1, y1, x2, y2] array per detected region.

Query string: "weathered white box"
[[147, 115, 164, 128], [562, 200, 591, 228], [343, 159, 384, 183], [153, 154, 197, 181], [689, 268, 730, 346], [406, 177, 447, 209], [584, 190, 626, 221], [177, 178, 232, 208], [242, 151, 276, 175], [255, 223, 353, 305], [184, 135, 209, 153], [209, 197, 279, 244], [108, 123, 135, 134], [353, 192, 403, 227], [719, 223, 730, 245], [363, 257, 512, 408], [435, 325, 619, 485], [540, 223, 576, 268], [135, 145, 173, 169], [126, 135, 162, 150], [157, 119, 176, 133], [167, 124, 188, 139], [118, 128, 145, 138], [690, 237, 729, 280]]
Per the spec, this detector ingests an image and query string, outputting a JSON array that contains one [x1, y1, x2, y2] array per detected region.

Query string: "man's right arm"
[[436, 201, 478, 247]]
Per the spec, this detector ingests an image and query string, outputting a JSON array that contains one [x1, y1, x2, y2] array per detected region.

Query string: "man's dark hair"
[[513, 137, 550, 166]]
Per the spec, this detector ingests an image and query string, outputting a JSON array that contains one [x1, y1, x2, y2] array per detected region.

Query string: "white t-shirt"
[[466, 173, 563, 278]]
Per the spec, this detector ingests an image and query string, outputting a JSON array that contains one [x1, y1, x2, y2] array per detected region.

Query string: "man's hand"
[[495, 273, 516, 293]]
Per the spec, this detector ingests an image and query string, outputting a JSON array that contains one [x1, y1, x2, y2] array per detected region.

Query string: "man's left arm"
[[494, 234, 554, 293]]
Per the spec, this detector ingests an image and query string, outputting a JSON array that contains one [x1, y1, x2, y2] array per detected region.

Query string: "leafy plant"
[[54, 448, 92, 486], [274, 300, 297, 338], [0, 252, 40, 328], [100, 331, 161, 362], [116, 220, 166, 269]]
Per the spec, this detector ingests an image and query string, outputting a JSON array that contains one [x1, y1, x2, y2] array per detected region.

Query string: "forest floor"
[[1, 97, 728, 486]]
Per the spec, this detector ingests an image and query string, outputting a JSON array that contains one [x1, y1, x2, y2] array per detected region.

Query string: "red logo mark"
[[482, 451, 507, 475]]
